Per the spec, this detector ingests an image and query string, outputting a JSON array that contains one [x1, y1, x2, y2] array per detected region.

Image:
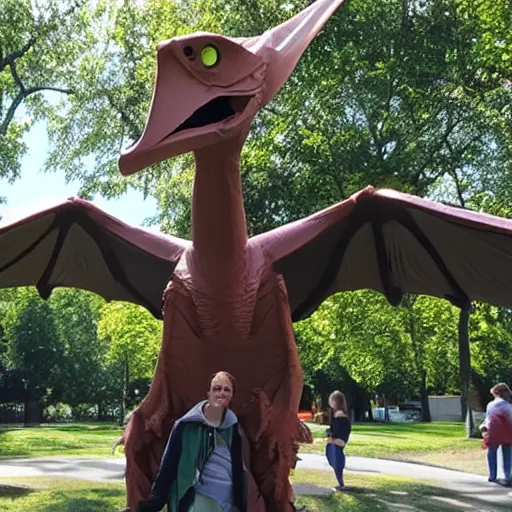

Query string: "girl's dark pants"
[[326, 443, 345, 487]]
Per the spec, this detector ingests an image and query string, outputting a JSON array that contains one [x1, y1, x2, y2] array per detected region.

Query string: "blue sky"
[[0, 120, 158, 228]]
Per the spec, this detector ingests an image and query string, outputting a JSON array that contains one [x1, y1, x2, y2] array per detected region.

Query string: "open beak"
[[119, 0, 347, 175]]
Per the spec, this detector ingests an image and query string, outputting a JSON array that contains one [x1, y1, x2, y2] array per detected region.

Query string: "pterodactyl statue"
[[3, 0, 512, 509]]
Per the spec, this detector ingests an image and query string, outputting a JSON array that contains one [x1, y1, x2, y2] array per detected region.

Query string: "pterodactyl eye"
[[201, 45, 220, 68]]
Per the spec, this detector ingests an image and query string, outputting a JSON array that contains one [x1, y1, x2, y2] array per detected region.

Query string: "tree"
[[6, 0, 512, 421], [2, 288, 64, 423], [470, 303, 512, 405], [97, 302, 162, 421], [49, 289, 105, 408], [0, 0, 113, 205], [295, 291, 418, 412]]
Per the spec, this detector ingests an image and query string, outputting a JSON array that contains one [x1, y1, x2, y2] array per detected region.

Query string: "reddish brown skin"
[[119, 1, 348, 510], [123, 141, 305, 511]]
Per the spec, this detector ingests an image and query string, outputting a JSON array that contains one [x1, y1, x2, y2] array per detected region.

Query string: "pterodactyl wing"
[[251, 186, 512, 322], [0, 198, 190, 318]]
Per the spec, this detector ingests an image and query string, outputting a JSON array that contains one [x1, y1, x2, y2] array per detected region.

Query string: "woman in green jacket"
[[138, 371, 247, 512]]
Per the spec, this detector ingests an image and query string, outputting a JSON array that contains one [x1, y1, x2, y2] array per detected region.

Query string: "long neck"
[[191, 141, 248, 286]]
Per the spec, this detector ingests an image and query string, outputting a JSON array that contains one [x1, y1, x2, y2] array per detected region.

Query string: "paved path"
[[1, 454, 511, 507], [299, 453, 512, 506]]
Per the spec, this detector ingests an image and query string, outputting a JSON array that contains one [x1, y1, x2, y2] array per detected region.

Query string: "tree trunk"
[[23, 400, 42, 426], [366, 397, 374, 422], [405, 295, 432, 422], [458, 305, 474, 436], [419, 369, 431, 422], [121, 353, 129, 425]]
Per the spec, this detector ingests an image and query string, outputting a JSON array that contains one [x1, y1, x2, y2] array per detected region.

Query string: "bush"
[[43, 402, 73, 423], [72, 404, 98, 421]]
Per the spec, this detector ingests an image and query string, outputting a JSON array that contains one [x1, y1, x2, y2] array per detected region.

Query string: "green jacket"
[[138, 404, 247, 512]]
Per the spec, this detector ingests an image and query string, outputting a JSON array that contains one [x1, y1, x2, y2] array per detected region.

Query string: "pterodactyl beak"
[[119, 0, 346, 175]]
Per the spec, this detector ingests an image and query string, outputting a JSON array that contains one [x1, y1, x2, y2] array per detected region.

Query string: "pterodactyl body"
[[3, 0, 512, 510]]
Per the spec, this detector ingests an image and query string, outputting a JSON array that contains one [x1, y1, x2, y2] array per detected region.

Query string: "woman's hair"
[[209, 371, 236, 396], [329, 390, 348, 414], [490, 383, 512, 403]]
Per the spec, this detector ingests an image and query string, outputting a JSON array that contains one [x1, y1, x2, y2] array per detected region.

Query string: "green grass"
[[0, 421, 487, 475], [0, 477, 125, 511], [0, 423, 123, 459], [300, 421, 488, 474], [292, 470, 511, 512], [303, 421, 481, 456], [0, 470, 507, 512]]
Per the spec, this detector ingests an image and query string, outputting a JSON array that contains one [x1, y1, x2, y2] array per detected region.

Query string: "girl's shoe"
[[331, 485, 346, 492]]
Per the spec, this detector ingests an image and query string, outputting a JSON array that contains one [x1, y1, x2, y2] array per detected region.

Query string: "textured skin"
[[122, 130, 307, 510], [124, 272, 303, 510]]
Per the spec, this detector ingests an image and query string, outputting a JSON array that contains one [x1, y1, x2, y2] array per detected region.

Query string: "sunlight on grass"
[[1, 470, 509, 512], [292, 469, 510, 512], [0, 477, 126, 511], [0, 421, 487, 477], [300, 421, 485, 474], [0, 423, 123, 459]]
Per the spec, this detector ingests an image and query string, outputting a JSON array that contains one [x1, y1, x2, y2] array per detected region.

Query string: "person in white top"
[[479, 383, 512, 483]]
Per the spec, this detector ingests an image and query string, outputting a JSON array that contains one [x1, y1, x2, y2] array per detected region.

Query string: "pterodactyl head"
[[119, 0, 346, 175]]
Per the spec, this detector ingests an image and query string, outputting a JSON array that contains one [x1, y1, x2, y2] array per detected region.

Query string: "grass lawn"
[[0, 423, 123, 459], [0, 470, 507, 512], [301, 421, 488, 475], [0, 421, 487, 475]]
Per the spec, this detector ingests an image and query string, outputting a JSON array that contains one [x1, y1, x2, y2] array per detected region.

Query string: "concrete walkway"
[[299, 453, 512, 506], [1, 454, 511, 507]]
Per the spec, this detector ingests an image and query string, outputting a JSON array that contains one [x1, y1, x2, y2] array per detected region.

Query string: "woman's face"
[[208, 374, 234, 409]]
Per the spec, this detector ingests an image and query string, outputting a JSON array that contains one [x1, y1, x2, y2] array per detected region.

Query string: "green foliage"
[[296, 291, 417, 403], [0, 0, 108, 186], [296, 291, 473, 404], [470, 303, 512, 390], [43, 402, 73, 423], [2, 288, 64, 402], [2, 0, 512, 412], [48, 289, 105, 407], [0, 288, 161, 416], [97, 302, 162, 382], [412, 296, 460, 394]]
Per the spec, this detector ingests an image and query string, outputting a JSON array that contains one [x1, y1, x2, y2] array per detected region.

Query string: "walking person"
[[480, 383, 512, 485], [325, 390, 351, 492]]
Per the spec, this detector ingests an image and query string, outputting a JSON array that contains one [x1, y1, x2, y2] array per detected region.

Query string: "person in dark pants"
[[325, 390, 351, 492]]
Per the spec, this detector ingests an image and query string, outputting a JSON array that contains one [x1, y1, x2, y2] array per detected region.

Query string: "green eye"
[[201, 45, 219, 68]]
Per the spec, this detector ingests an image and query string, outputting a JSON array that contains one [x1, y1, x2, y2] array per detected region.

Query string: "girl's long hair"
[[491, 383, 512, 403], [329, 390, 348, 415]]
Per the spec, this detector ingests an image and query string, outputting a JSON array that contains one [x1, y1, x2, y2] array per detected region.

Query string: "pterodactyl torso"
[[125, 143, 304, 511]]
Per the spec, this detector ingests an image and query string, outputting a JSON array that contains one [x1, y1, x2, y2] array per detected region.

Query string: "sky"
[[0, 120, 158, 228]]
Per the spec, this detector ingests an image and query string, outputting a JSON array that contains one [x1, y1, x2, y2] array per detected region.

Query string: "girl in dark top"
[[325, 390, 351, 492]]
